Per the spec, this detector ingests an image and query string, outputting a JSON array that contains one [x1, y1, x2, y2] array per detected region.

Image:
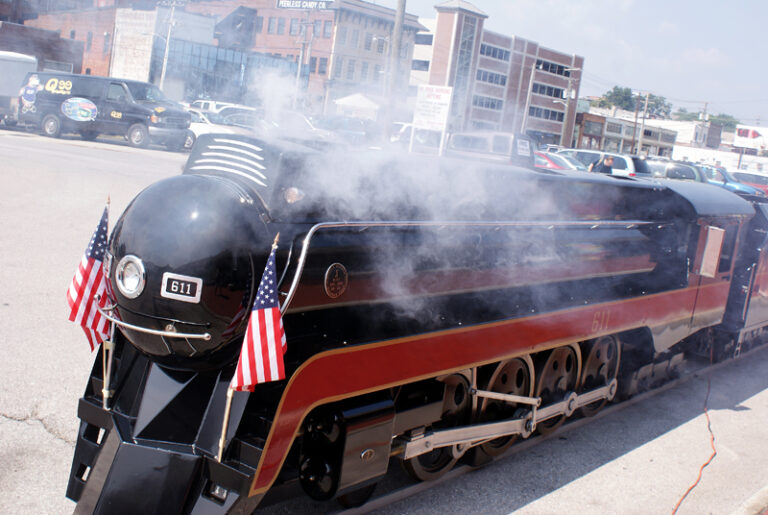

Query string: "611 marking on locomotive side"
[[592, 310, 611, 333]]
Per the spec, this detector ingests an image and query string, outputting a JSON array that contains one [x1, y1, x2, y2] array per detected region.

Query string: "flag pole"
[[102, 323, 115, 410], [217, 232, 281, 463], [101, 196, 113, 410]]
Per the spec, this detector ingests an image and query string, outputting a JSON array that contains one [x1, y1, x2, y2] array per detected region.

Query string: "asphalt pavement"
[[0, 129, 766, 515]]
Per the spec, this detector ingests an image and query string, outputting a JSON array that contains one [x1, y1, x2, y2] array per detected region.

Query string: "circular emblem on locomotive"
[[324, 263, 348, 299]]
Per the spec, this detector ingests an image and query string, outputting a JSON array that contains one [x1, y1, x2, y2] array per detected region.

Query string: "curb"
[[733, 484, 768, 515]]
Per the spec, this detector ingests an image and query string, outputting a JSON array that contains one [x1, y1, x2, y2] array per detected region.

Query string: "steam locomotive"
[[66, 134, 768, 514]]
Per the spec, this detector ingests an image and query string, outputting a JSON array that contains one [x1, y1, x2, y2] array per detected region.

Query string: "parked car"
[[731, 170, 768, 196], [17, 71, 190, 149], [647, 160, 766, 198], [249, 109, 348, 150], [184, 107, 254, 149], [389, 122, 443, 154], [444, 131, 536, 168], [647, 160, 701, 182], [556, 149, 651, 177], [698, 164, 766, 197], [534, 151, 588, 171], [310, 114, 383, 146], [190, 99, 240, 113]]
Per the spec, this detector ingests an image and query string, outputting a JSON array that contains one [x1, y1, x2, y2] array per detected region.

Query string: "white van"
[[0, 51, 37, 126]]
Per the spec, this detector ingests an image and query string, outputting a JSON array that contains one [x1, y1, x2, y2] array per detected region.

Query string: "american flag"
[[230, 243, 286, 391], [67, 206, 110, 351]]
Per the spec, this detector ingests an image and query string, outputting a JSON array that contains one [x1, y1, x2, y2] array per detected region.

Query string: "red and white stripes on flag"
[[230, 244, 286, 391], [67, 206, 110, 351]]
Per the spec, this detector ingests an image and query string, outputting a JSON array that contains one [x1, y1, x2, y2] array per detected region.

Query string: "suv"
[[647, 160, 766, 198], [556, 149, 651, 177], [18, 72, 190, 149]]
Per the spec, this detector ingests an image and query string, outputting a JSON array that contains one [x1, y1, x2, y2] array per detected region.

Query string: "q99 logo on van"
[[44, 78, 73, 95]]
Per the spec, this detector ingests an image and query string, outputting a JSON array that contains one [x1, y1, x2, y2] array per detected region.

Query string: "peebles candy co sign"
[[276, 0, 332, 9]]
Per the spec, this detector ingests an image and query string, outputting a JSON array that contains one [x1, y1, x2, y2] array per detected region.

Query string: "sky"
[[373, 0, 768, 125]]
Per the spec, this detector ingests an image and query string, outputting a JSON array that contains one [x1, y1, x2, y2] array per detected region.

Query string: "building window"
[[323, 20, 332, 38], [606, 122, 622, 134], [376, 37, 386, 53], [373, 64, 381, 82], [103, 32, 110, 54], [661, 132, 676, 143], [86, 32, 93, 51], [313, 20, 321, 36], [414, 33, 433, 45], [268, 17, 276, 34], [364, 32, 372, 50], [346, 59, 355, 80], [536, 59, 572, 77], [277, 18, 285, 35], [472, 95, 504, 111], [254, 16, 263, 33], [412, 59, 429, 71], [528, 106, 565, 122], [85, 68, 91, 75], [309, 56, 317, 73], [334, 57, 343, 78], [69, 29, 75, 39], [290, 18, 300, 35], [361, 61, 369, 80], [338, 26, 347, 44], [532, 82, 564, 98], [350, 29, 359, 47], [479, 43, 510, 61], [476, 69, 507, 86], [318, 57, 328, 75]]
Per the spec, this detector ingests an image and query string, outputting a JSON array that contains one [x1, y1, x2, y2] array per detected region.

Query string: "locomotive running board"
[[401, 380, 618, 460]]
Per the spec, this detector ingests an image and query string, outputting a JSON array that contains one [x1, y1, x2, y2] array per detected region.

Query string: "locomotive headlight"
[[116, 255, 146, 299]]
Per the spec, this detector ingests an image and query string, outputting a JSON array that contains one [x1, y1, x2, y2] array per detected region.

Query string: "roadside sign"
[[412, 85, 452, 132]]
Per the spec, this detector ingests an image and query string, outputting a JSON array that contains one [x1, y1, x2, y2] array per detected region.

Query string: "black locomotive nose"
[[108, 173, 271, 370]]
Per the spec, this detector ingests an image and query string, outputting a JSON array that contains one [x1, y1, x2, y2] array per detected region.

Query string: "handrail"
[[279, 219, 653, 314], [96, 296, 212, 341]]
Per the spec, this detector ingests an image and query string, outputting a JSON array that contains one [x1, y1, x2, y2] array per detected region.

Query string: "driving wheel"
[[477, 357, 533, 457], [579, 336, 621, 417], [534, 346, 580, 435], [401, 373, 470, 482]]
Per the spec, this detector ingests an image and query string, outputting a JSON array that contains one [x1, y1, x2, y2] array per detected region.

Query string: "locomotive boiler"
[[66, 134, 768, 514]]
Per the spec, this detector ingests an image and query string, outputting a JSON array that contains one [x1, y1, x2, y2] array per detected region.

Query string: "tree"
[[672, 110, 740, 132], [603, 86, 635, 111], [710, 113, 739, 132], [645, 94, 672, 118], [593, 87, 672, 117]]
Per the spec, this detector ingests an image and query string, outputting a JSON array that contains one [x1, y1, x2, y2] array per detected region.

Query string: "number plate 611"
[[161, 272, 203, 303]]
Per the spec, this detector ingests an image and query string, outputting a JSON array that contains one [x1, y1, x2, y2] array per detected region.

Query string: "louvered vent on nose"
[[185, 135, 269, 190]]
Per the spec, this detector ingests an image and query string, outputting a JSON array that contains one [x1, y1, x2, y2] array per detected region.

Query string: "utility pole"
[[520, 59, 538, 136], [158, 0, 185, 91], [294, 10, 313, 110], [559, 67, 579, 147], [636, 91, 650, 155], [159, 3, 175, 90], [382, 0, 405, 137]]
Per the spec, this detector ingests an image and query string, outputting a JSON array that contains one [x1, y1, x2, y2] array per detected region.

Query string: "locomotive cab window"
[[718, 225, 738, 274]]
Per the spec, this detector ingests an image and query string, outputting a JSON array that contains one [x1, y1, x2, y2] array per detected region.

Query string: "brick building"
[[410, 0, 584, 145], [24, 0, 422, 113]]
